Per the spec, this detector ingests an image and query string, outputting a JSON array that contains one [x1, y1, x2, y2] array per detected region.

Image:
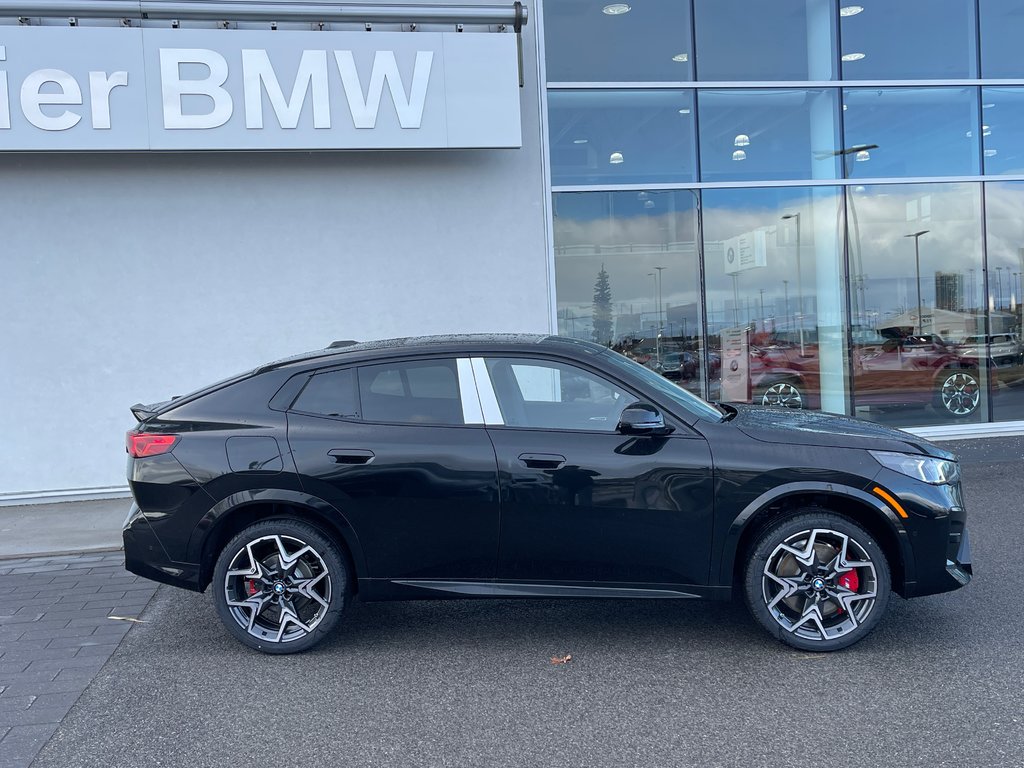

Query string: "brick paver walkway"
[[0, 552, 157, 768]]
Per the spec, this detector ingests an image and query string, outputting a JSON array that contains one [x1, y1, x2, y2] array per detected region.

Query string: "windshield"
[[599, 349, 724, 422]]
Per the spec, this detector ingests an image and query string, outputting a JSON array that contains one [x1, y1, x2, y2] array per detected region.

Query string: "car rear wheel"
[[744, 512, 891, 652], [212, 519, 349, 654], [936, 368, 980, 418], [755, 380, 805, 409]]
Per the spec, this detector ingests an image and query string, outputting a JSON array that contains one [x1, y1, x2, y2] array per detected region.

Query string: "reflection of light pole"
[[781, 213, 805, 355], [783, 279, 790, 331], [969, 268, 976, 312], [904, 230, 929, 335], [996, 266, 1004, 311], [759, 288, 766, 332]]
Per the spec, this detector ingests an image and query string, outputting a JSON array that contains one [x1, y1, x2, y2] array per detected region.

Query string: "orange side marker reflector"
[[873, 486, 909, 519]]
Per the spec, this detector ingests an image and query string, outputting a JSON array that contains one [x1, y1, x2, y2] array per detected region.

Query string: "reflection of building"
[[935, 272, 964, 312]]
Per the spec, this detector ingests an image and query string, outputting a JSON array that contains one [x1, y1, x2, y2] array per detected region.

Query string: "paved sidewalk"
[[0, 499, 128, 559], [0, 551, 157, 768]]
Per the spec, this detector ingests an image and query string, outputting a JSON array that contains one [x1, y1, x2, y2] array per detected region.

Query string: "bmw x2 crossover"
[[123, 335, 972, 653]]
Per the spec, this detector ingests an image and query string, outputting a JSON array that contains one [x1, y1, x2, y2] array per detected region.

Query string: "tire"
[[935, 368, 981, 418], [212, 518, 350, 654], [744, 511, 891, 652], [754, 379, 805, 409]]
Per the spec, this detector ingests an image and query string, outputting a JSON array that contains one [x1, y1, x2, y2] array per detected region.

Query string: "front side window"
[[484, 358, 632, 431], [358, 360, 464, 425]]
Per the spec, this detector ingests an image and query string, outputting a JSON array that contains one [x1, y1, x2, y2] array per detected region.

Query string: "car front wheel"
[[936, 368, 981, 418], [744, 512, 891, 651], [212, 519, 349, 654]]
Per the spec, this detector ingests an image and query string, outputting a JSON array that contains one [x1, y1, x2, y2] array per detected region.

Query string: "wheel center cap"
[[811, 577, 826, 591], [273, 581, 286, 595]]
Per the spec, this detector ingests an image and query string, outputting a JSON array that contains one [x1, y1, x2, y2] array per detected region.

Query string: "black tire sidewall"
[[744, 511, 891, 652], [212, 518, 350, 654]]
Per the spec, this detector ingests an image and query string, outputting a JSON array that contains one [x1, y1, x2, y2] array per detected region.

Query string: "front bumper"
[[123, 503, 203, 592]]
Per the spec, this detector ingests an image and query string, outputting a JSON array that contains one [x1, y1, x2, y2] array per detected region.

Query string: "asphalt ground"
[[17, 438, 1024, 768]]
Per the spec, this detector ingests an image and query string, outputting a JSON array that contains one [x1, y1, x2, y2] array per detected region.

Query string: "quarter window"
[[292, 369, 359, 418]]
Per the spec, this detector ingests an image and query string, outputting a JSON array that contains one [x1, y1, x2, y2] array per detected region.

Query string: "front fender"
[[715, 481, 916, 593]]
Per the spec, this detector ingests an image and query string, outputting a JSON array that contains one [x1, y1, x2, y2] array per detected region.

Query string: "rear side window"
[[292, 369, 360, 418], [358, 360, 464, 425]]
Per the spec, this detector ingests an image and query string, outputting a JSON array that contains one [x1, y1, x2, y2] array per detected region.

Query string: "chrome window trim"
[[469, 357, 505, 426], [456, 358, 484, 426]]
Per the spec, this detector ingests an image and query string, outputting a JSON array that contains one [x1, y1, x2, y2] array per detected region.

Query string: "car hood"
[[726, 405, 954, 458]]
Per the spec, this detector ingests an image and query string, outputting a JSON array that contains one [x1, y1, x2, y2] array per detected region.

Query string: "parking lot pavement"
[[0, 552, 157, 768]]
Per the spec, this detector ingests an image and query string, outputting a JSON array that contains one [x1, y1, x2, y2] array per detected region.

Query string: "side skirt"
[[358, 579, 731, 602]]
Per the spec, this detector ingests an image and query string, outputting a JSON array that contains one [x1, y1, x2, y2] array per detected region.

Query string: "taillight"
[[126, 432, 179, 458]]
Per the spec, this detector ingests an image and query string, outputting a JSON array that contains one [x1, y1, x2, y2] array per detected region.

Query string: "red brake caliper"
[[835, 569, 860, 614], [245, 579, 259, 596]]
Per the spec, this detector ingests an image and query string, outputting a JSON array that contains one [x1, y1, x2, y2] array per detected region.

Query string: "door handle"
[[518, 453, 566, 470], [328, 449, 375, 465]]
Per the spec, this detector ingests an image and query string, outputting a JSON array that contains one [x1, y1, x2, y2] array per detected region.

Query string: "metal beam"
[[0, 1, 527, 26]]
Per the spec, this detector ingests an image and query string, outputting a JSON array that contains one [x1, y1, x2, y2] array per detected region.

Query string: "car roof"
[[255, 333, 608, 374]]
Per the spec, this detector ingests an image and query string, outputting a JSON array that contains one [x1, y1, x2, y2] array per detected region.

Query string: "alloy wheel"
[[939, 371, 980, 417], [761, 527, 878, 643], [760, 382, 804, 409], [223, 534, 332, 644]]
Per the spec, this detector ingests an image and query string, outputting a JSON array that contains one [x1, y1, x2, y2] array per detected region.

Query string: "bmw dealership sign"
[[0, 26, 522, 150]]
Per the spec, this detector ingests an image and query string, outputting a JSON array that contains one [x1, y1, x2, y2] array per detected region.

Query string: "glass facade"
[[544, 0, 1024, 428]]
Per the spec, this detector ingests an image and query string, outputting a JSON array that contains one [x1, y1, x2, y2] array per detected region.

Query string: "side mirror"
[[617, 403, 674, 436]]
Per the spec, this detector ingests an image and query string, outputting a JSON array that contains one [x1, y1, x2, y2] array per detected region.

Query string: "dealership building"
[[3, 0, 1024, 505]]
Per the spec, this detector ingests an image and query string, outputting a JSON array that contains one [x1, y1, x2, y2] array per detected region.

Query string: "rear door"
[[287, 357, 500, 581]]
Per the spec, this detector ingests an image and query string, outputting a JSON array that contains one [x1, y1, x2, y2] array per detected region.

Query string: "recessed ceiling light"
[[573, 138, 588, 144], [855, 149, 871, 161], [644, 199, 655, 209], [602, 3, 631, 15], [983, 124, 992, 136], [840, 5, 864, 17], [678, 108, 691, 115], [842, 52, 866, 62], [734, 134, 750, 147], [672, 53, 689, 63], [983, 103, 996, 109], [609, 151, 624, 164], [732, 150, 747, 161], [985, 149, 998, 157], [842, 104, 848, 111]]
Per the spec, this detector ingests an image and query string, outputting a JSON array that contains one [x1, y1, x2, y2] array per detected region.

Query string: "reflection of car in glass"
[[742, 331, 983, 418], [956, 333, 1023, 370], [123, 334, 971, 654], [655, 350, 699, 381]]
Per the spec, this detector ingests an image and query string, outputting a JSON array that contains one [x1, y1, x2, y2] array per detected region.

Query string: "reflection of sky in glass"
[[839, 0, 977, 79], [544, 0, 693, 83], [981, 89, 1024, 175], [548, 91, 697, 185], [693, 0, 835, 81], [698, 90, 839, 182], [843, 88, 979, 178], [846, 183, 983, 332], [553, 191, 700, 340], [980, 0, 1024, 77]]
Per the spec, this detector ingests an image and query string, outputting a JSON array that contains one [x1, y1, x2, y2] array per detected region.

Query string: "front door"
[[478, 356, 715, 587]]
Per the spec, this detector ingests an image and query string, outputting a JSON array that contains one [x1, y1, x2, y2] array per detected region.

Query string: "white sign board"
[[0, 26, 522, 150], [723, 230, 767, 275]]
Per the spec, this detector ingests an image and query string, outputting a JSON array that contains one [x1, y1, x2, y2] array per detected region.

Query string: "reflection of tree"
[[592, 265, 614, 346]]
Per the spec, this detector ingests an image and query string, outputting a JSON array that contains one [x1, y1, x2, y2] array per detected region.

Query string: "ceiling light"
[[983, 103, 996, 109], [855, 149, 871, 161], [734, 134, 750, 147], [573, 138, 588, 144], [602, 3, 631, 14], [854, 185, 866, 193], [609, 151, 624, 164], [644, 199, 655, 209], [965, 130, 973, 138], [732, 150, 746, 161], [842, 52, 866, 62], [678, 108, 691, 115], [842, 104, 848, 111], [840, 5, 864, 16], [985, 149, 998, 157], [672, 53, 689, 63], [983, 125, 992, 136]]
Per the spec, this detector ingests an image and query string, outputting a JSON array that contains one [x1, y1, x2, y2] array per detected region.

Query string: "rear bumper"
[[122, 503, 203, 592]]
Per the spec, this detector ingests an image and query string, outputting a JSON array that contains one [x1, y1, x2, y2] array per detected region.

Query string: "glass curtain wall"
[[545, 0, 1024, 427]]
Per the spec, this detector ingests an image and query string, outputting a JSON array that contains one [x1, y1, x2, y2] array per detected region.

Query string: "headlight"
[[870, 451, 960, 485]]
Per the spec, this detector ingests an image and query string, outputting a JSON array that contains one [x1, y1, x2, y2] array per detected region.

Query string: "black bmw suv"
[[123, 335, 971, 653]]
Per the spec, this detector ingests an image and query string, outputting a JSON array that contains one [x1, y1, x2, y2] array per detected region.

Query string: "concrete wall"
[[0, 18, 551, 499]]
